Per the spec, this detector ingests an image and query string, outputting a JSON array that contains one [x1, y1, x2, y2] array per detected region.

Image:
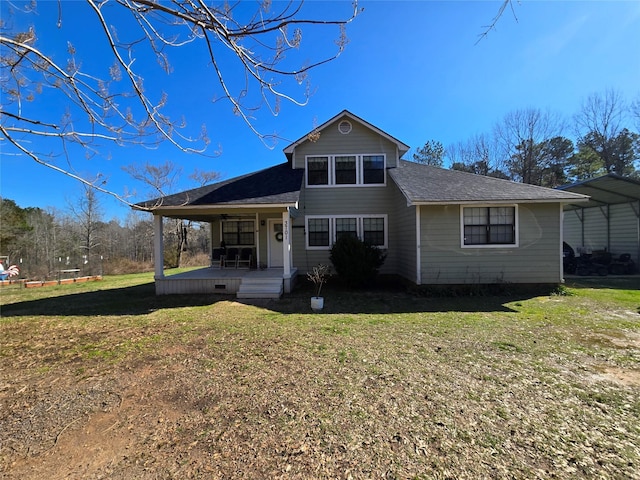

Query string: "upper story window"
[[335, 156, 357, 184], [363, 155, 385, 184], [307, 156, 329, 186], [306, 154, 386, 187], [461, 206, 518, 248]]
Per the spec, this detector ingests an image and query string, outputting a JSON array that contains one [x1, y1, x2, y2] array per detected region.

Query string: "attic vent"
[[338, 120, 352, 134]]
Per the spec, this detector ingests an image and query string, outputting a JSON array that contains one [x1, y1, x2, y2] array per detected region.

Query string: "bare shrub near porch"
[[307, 264, 331, 297]]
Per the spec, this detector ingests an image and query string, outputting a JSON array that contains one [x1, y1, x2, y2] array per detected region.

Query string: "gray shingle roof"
[[136, 162, 304, 209], [389, 160, 589, 204]]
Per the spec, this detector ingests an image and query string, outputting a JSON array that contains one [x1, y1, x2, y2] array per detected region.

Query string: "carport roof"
[[558, 174, 640, 210]]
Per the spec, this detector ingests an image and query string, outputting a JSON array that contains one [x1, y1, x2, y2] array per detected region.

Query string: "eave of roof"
[[134, 162, 304, 212], [390, 160, 590, 205], [282, 110, 410, 157]]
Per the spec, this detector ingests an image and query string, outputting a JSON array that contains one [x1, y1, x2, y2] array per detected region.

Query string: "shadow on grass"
[[0, 282, 236, 317], [256, 280, 559, 314], [5, 275, 621, 317]]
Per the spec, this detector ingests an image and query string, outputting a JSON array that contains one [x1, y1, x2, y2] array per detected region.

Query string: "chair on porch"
[[224, 248, 239, 268], [236, 248, 253, 269], [211, 248, 226, 268]]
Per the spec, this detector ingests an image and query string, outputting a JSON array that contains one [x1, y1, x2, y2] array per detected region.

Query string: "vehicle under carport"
[[559, 174, 640, 274]]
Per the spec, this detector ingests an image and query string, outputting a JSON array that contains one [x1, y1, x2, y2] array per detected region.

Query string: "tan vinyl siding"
[[390, 178, 417, 282], [420, 203, 562, 284], [292, 119, 399, 169], [292, 181, 398, 274]]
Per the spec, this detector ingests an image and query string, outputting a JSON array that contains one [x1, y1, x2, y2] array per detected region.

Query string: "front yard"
[[1, 273, 638, 479]]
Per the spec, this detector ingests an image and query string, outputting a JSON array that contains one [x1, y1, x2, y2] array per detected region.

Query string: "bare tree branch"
[[476, 0, 517, 44], [1, 0, 361, 204]]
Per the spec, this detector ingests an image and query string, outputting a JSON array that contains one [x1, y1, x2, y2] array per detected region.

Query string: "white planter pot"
[[311, 296, 324, 311]]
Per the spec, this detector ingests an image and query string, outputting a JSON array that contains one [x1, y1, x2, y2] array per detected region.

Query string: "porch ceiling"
[[151, 205, 292, 222]]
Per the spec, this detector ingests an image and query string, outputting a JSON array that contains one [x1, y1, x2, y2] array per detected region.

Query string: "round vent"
[[338, 120, 352, 134]]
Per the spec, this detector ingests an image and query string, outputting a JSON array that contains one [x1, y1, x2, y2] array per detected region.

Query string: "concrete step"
[[236, 277, 283, 299]]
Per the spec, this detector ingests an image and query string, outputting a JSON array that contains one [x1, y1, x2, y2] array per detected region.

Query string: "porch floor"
[[165, 267, 292, 280], [156, 267, 298, 297]]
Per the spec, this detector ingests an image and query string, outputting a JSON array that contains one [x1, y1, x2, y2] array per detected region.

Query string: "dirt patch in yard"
[[596, 367, 640, 386]]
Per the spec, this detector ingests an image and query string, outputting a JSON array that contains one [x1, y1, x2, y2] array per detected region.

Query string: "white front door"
[[268, 219, 284, 267]]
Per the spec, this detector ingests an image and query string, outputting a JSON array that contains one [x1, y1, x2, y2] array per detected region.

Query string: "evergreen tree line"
[[412, 89, 640, 187], [0, 195, 211, 281]]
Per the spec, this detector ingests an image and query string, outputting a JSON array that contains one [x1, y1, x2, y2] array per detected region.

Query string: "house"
[[558, 174, 640, 268], [135, 110, 589, 297]]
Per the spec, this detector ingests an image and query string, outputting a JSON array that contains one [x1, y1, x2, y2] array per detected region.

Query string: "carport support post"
[[154, 214, 164, 279]]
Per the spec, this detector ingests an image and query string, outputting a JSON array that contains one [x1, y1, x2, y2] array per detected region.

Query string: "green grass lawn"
[[1, 272, 639, 479]]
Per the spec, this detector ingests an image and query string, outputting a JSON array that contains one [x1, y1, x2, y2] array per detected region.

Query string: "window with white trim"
[[222, 220, 255, 246], [308, 218, 330, 247], [461, 206, 517, 247], [307, 156, 329, 186], [306, 215, 387, 249], [335, 156, 357, 185], [362, 155, 385, 184], [305, 154, 386, 187]]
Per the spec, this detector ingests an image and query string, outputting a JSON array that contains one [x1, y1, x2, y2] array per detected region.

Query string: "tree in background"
[[412, 140, 445, 167], [0, 198, 31, 261], [0, 195, 212, 280], [632, 95, 640, 131], [573, 89, 639, 177], [67, 185, 104, 275], [123, 160, 216, 267], [494, 108, 565, 185], [0, 1, 360, 206], [534, 136, 574, 187], [448, 133, 508, 178]]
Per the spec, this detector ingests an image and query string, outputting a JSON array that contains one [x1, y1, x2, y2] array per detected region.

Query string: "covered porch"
[[150, 206, 297, 298], [134, 162, 305, 297]]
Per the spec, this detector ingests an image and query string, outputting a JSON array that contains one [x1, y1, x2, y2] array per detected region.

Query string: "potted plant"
[[308, 264, 330, 311]]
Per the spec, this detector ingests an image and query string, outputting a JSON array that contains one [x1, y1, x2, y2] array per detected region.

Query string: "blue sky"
[[1, 0, 639, 221]]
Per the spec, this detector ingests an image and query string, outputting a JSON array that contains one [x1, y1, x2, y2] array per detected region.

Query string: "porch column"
[[415, 205, 422, 285], [154, 214, 164, 279], [282, 210, 292, 292]]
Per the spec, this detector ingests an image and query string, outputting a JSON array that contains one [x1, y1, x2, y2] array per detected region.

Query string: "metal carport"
[[558, 174, 640, 266]]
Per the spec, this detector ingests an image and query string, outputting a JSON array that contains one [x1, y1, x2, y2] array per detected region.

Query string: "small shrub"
[[329, 236, 386, 288]]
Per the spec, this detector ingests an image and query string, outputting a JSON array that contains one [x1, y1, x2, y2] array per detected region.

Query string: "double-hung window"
[[222, 220, 255, 246], [334, 156, 357, 185], [462, 206, 517, 247], [306, 154, 385, 187], [306, 215, 387, 249], [307, 157, 329, 186], [308, 218, 330, 247], [362, 155, 385, 184], [363, 217, 385, 245], [335, 217, 358, 241]]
